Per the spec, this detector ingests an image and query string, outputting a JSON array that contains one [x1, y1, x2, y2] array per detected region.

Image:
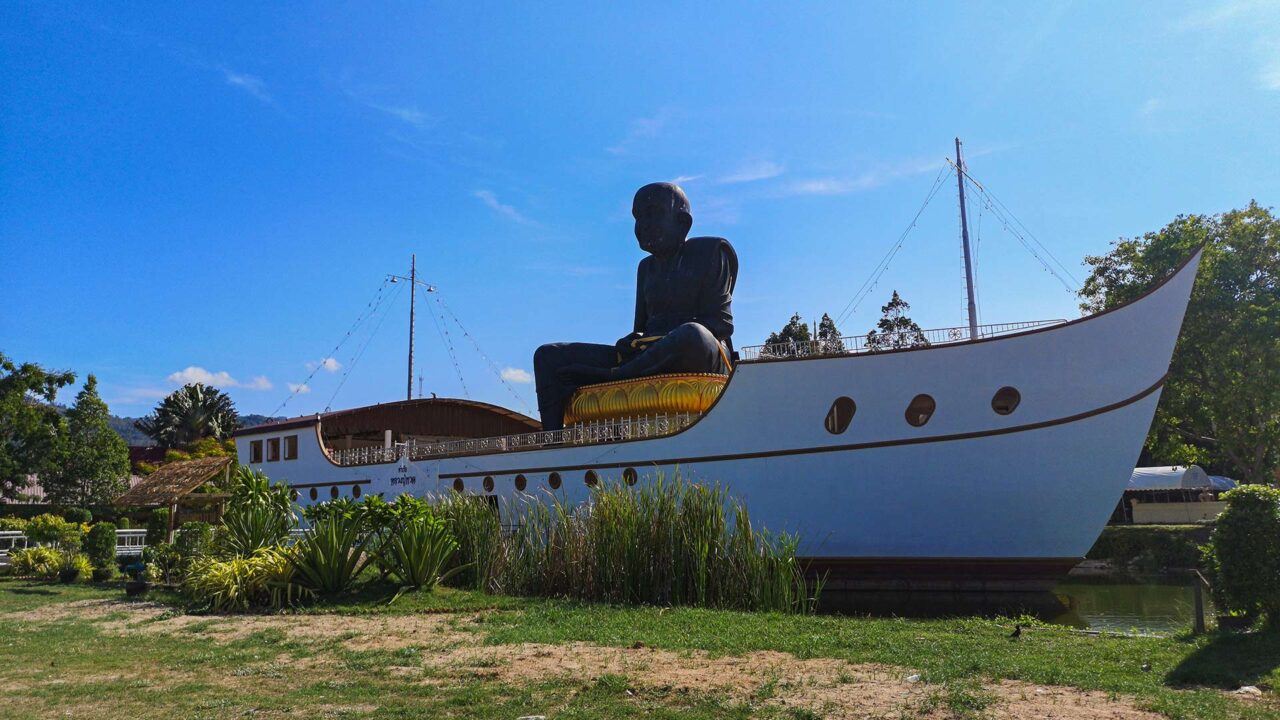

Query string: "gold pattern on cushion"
[[564, 373, 728, 425]]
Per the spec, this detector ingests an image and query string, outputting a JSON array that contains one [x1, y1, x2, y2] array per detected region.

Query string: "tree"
[[0, 353, 75, 502], [43, 375, 130, 508], [763, 312, 813, 357], [865, 291, 929, 351], [1079, 202, 1280, 483], [135, 383, 240, 448], [816, 313, 844, 354]]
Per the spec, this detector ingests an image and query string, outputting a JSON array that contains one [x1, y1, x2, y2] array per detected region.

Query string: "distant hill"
[[108, 413, 285, 447]]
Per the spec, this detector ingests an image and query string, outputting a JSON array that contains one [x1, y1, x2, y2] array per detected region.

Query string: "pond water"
[[1051, 580, 1213, 635]]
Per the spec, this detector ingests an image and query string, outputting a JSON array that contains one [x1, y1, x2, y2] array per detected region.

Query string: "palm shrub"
[[1202, 485, 1280, 626], [379, 513, 460, 591], [186, 547, 312, 612], [222, 467, 295, 556], [289, 513, 370, 595], [9, 546, 61, 578], [57, 552, 92, 583]]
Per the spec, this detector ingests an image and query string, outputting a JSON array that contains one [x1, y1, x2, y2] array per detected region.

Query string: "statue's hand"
[[615, 332, 644, 354]]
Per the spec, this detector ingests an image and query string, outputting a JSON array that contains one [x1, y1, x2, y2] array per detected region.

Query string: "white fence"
[[0, 529, 149, 565]]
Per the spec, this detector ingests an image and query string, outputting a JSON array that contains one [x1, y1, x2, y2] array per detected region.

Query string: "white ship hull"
[[236, 249, 1203, 587]]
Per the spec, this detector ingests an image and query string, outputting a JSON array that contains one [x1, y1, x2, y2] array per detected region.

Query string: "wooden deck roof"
[[114, 456, 232, 507]]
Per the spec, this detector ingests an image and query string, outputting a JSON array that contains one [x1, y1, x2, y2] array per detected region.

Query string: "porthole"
[[309, 487, 318, 501], [824, 396, 857, 434], [991, 386, 1021, 415], [453, 478, 464, 493], [585, 470, 599, 487], [352, 484, 362, 499], [905, 394, 936, 427], [548, 472, 562, 490], [514, 474, 527, 492], [329, 485, 339, 499], [483, 476, 495, 493], [623, 467, 638, 486], [290, 489, 299, 502]]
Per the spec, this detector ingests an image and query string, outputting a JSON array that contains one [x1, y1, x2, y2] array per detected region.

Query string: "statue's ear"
[[677, 210, 693, 237]]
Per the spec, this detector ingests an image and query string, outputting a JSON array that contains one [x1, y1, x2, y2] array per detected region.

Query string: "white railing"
[[329, 412, 699, 467], [738, 319, 1066, 361], [0, 528, 150, 564]]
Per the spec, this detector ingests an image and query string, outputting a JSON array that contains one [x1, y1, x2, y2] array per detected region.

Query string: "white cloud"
[[288, 383, 311, 394], [306, 357, 342, 373], [364, 101, 429, 127], [500, 367, 533, 384], [166, 366, 272, 390], [670, 174, 703, 185], [222, 69, 272, 103], [243, 376, 273, 390], [779, 157, 946, 197], [474, 190, 537, 226], [607, 109, 673, 155], [1139, 98, 1163, 116], [718, 161, 785, 184]]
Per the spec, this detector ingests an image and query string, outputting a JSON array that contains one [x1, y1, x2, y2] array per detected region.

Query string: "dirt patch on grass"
[[427, 641, 1164, 719], [2, 598, 472, 651]]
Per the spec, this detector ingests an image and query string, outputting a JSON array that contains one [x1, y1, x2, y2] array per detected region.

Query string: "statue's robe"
[[534, 236, 737, 430]]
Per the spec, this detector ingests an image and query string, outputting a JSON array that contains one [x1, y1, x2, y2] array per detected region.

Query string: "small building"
[[1110, 465, 1237, 524], [114, 456, 233, 534]]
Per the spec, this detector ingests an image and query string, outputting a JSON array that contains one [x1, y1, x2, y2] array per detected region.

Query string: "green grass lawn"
[[0, 579, 1276, 719]]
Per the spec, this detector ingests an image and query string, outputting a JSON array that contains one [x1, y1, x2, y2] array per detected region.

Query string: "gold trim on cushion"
[[564, 373, 728, 425]]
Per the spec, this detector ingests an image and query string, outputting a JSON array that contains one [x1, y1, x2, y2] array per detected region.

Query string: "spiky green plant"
[[221, 467, 295, 556], [378, 513, 462, 591], [288, 513, 370, 595], [9, 546, 61, 578]]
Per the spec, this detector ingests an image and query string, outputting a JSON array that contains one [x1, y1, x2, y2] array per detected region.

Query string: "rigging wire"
[[958, 172, 1080, 293], [324, 282, 405, 411], [272, 278, 392, 416], [435, 292, 535, 414], [429, 293, 470, 400], [835, 164, 954, 328]]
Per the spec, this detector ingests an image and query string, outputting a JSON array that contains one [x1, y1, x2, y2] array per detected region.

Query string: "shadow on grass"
[[6, 587, 58, 596], [1166, 628, 1280, 690]]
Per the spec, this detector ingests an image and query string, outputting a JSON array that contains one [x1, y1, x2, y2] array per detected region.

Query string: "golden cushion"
[[564, 373, 728, 425]]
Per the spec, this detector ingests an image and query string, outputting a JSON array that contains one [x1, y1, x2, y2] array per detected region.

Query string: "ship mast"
[[388, 255, 434, 401], [407, 253, 416, 400], [955, 138, 979, 340]]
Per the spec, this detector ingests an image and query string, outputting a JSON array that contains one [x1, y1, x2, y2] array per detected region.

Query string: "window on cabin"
[[284, 435, 298, 460], [250, 440, 263, 464], [267, 438, 280, 462]]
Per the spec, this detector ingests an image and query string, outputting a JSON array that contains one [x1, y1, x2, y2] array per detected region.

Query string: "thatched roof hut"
[[115, 456, 233, 533]]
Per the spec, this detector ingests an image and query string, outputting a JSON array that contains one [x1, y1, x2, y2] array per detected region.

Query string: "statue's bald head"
[[633, 182, 693, 257]]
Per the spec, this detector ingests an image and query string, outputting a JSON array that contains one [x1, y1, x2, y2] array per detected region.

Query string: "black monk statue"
[[534, 182, 737, 430]]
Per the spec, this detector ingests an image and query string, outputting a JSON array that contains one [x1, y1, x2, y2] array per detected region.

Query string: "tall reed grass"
[[436, 473, 819, 613]]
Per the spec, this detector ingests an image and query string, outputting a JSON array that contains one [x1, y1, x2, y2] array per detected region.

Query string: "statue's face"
[[633, 184, 691, 257]]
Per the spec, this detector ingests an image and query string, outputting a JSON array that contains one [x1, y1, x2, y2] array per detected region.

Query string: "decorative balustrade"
[[737, 319, 1066, 361], [328, 412, 698, 467]]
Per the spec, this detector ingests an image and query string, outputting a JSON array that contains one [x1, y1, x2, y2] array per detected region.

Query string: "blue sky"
[[3, 2, 1278, 420]]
